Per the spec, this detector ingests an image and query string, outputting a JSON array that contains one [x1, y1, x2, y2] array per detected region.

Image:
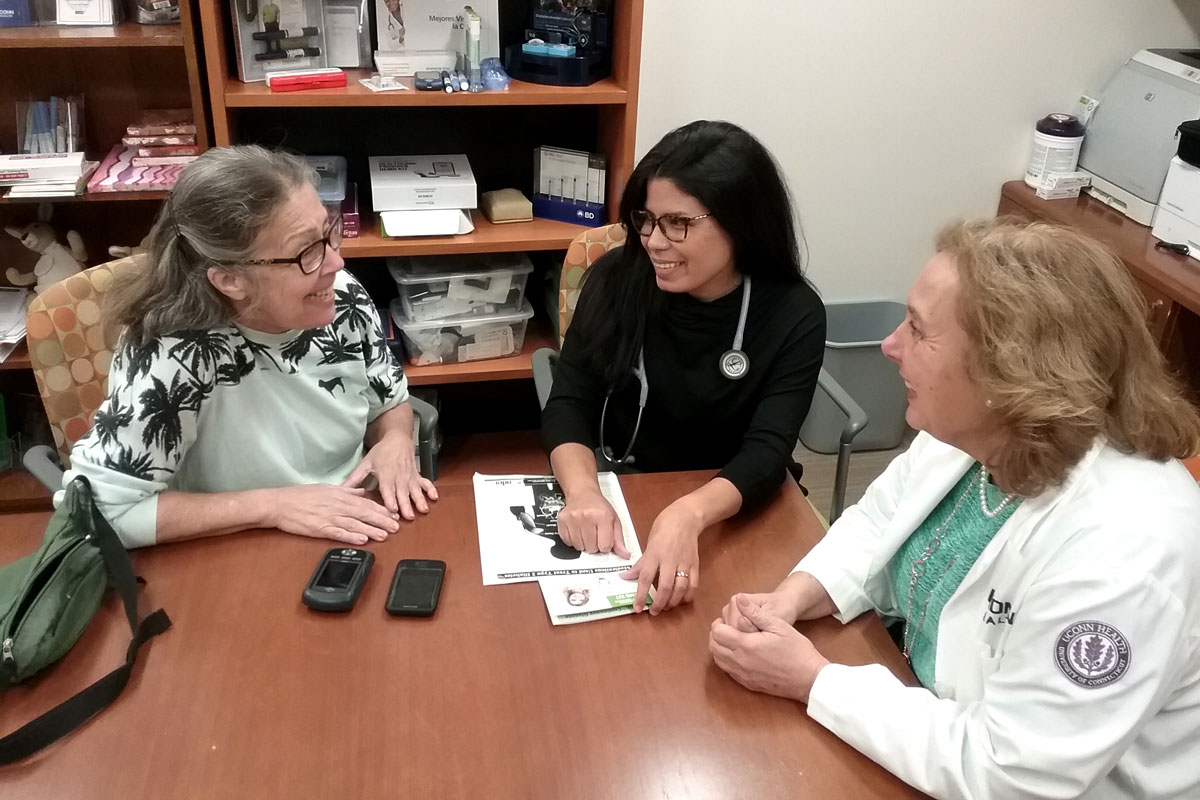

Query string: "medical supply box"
[[387, 253, 533, 322], [390, 301, 534, 367]]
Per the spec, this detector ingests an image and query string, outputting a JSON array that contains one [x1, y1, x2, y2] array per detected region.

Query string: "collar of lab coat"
[[870, 434, 1106, 576]]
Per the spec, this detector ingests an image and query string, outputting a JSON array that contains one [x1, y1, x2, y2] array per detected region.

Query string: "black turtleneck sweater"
[[541, 253, 826, 508]]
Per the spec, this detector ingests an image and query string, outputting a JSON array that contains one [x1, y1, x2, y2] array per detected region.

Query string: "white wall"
[[636, 1, 1200, 303]]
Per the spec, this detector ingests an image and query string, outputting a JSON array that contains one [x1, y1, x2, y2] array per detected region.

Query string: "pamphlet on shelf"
[[379, 208, 474, 237]]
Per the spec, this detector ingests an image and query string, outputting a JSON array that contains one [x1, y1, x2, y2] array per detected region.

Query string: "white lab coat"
[[795, 432, 1200, 800]]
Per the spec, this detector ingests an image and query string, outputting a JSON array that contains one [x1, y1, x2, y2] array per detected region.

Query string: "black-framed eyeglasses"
[[629, 209, 711, 243], [217, 213, 343, 275]]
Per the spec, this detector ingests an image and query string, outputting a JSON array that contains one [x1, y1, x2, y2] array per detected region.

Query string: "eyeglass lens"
[[630, 210, 689, 242], [299, 215, 343, 273]]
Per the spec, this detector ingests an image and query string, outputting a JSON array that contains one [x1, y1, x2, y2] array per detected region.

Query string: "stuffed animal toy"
[[5, 205, 86, 294]]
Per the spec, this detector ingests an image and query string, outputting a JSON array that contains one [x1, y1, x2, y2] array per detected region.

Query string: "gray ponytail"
[[105, 145, 318, 346]]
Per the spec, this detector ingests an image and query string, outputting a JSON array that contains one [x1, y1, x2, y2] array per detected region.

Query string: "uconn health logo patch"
[[1054, 620, 1130, 689]]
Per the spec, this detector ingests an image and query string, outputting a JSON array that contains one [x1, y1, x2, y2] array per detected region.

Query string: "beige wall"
[[636, 1, 1200, 302]]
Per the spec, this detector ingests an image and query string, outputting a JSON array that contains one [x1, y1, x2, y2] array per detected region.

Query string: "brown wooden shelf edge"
[[0, 341, 30, 371], [340, 216, 595, 258], [402, 318, 556, 386], [0, 190, 169, 205], [224, 71, 627, 108], [0, 21, 183, 48]]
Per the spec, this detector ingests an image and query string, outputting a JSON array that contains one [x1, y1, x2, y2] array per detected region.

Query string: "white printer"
[[1079, 49, 1200, 225], [1152, 157, 1200, 262]]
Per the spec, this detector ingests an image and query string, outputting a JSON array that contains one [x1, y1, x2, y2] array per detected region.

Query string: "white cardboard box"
[[369, 154, 477, 211], [0, 152, 85, 184], [373, 49, 456, 76], [374, 0, 498, 58]]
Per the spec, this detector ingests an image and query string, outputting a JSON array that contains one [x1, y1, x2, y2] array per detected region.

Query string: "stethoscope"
[[599, 275, 752, 466]]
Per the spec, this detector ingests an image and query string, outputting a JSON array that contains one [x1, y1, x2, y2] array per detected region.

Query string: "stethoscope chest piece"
[[719, 349, 750, 380]]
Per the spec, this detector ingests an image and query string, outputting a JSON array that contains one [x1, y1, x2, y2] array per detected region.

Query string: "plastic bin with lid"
[[391, 301, 535, 366], [304, 155, 348, 216], [387, 253, 533, 322]]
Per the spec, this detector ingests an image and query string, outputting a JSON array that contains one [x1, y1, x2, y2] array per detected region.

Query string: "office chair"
[[534, 225, 869, 524], [22, 255, 439, 491]]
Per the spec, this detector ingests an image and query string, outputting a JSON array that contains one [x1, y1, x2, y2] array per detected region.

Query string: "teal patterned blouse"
[[889, 463, 1022, 688]]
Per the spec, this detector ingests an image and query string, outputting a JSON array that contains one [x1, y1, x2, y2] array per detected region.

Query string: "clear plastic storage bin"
[[391, 301, 535, 366], [387, 253, 533, 322]]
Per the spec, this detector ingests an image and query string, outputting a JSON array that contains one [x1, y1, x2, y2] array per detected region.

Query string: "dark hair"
[[569, 120, 807, 387]]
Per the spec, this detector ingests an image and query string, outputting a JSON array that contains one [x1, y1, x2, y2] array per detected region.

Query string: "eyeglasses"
[[217, 213, 343, 275], [629, 209, 711, 243]]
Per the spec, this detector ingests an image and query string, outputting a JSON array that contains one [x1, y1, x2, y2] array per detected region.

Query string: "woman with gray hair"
[[68, 145, 436, 548], [709, 218, 1200, 798]]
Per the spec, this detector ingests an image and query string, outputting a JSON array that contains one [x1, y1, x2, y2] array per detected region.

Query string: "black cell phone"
[[302, 547, 374, 612], [385, 559, 445, 617]]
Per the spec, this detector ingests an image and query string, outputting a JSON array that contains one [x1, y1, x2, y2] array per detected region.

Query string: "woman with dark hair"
[[541, 120, 826, 615]]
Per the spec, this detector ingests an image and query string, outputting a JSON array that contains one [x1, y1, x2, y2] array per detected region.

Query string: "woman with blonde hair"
[[709, 218, 1200, 799]]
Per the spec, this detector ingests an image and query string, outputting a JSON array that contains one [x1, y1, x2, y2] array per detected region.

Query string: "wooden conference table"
[[0, 471, 922, 799]]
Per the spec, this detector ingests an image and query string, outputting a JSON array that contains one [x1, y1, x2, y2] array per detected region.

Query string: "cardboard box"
[[0, 152, 84, 184], [369, 154, 477, 211]]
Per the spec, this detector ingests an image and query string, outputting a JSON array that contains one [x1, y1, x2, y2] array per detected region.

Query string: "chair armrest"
[[531, 347, 559, 411], [23, 445, 64, 493], [407, 395, 439, 480], [817, 368, 868, 446], [816, 369, 870, 524]]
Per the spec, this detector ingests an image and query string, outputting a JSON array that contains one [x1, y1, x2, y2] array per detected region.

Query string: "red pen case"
[[266, 70, 348, 92]]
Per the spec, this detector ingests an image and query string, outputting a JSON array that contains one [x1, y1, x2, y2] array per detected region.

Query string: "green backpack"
[[0, 476, 170, 764]]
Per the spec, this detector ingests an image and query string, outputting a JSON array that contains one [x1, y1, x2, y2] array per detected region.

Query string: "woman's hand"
[[342, 431, 438, 520], [556, 488, 630, 558], [720, 590, 800, 633], [269, 484, 401, 545], [622, 498, 704, 615], [709, 594, 831, 704]]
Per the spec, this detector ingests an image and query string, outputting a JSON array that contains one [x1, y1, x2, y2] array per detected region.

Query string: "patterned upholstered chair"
[[531, 224, 868, 523], [22, 255, 439, 489], [554, 223, 627, 345], [23, 255, 134, 486]]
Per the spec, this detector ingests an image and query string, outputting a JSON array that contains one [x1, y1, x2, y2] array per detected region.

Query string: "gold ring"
[[675, 570, 689, 578]]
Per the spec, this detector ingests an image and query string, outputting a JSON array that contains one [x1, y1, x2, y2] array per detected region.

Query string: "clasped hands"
[[708, 591, 830, 705]]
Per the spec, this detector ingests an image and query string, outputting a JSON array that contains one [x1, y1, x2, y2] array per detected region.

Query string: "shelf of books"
[[0, 22, 183, 48]]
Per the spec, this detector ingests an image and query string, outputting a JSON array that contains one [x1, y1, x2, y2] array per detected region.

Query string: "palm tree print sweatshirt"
[[64, 270, 409, 547]]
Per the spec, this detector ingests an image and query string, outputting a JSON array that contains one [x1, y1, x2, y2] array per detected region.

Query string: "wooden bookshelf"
[[194, 0, 643, 392], [224, 72, 628, 108], [341, 216, 594, 259], [0, 22, 183, 48], [403, 318, 555, 386]]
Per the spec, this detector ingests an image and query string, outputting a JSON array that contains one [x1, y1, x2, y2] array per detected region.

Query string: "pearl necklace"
[[978, 465, 1016, 519]]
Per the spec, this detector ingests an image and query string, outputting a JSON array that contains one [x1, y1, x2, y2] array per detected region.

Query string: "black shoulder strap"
[[0, 485, 171, 765]]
